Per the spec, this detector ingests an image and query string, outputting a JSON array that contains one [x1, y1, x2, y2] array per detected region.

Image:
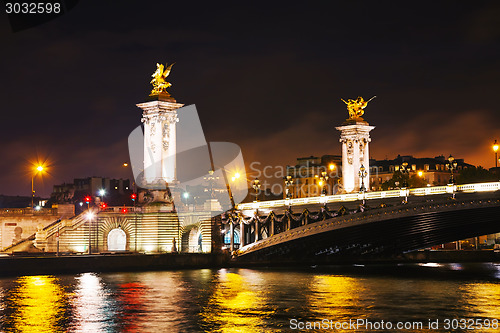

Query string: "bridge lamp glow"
[[329, 164, 335, 171], [231, 172, 241, 182], [98, 189, 106, 196], [418, 171, 423, 177], [36, 165, 44, 172], [318, 180, 324, 187]]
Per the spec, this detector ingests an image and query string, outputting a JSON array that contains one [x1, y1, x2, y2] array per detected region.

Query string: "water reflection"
[[3, 275, 69, 333], [0, 264, 498, 332], [117, 282, 146, 332], [202, 269, 273, 332], [71, 272, 118, 332], [308, 275, 364, 321]]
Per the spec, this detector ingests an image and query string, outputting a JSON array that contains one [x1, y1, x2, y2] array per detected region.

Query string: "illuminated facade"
[[369, 155, 473, 190]]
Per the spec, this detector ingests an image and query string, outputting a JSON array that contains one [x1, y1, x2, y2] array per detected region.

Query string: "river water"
[[0, 263, 499, 332]]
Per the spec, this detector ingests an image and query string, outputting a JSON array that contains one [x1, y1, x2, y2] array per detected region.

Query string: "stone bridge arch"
[[97, 216, 135, 252]]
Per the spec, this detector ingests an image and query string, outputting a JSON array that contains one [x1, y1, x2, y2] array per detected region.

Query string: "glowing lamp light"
[[231, 172, 241, 182], [86, 211, 94, 220], [34, 205, 41, 211], [318, 180, 324, 187], [123, 162, 129, 167], [183, 192, 189, 199], [494, 140, 499, 153], [98, 189, 106, 196], [36, 165, 44, 172], [418, 171, 423, 177], [329, 164, 335, 171]]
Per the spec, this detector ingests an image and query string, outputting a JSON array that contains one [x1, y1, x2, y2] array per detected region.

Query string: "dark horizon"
[[1, 2, 500, 197]]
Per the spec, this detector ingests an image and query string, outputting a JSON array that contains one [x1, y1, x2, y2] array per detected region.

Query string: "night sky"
[[1, 1, 500, 197]]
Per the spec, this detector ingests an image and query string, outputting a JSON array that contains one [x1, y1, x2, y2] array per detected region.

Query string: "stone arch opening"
[[107, 228, 127, 251], [188, 227, 201, 253]]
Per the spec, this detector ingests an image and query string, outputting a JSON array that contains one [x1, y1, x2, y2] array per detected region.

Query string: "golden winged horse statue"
[[150, 63, 174, 96]]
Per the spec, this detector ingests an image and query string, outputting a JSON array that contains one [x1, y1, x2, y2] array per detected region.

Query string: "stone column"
[[255, 219, 260, 242], [336, 120, 375, 193], [240, 221, 245, 247], [136, 96, 184, 185], [230, 222, 234, 252]]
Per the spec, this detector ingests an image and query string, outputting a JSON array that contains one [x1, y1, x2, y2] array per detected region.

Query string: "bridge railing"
[[237, 181, 500, 210], [0, 208, 57, 215]]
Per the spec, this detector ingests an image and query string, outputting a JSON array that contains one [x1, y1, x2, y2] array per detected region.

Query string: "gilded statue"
[[341, 96, 376, 119], [150, 63, 174, 95]]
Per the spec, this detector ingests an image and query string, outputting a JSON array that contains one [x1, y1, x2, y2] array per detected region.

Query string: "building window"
[[425, 164, 430, 171], [412, 164, 416, 171]]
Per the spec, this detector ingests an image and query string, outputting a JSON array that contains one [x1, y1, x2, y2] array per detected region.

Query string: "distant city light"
[[79, 202, 83, 206]]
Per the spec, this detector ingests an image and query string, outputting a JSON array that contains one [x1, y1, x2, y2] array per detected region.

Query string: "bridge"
[[223, 182, 500, 262]]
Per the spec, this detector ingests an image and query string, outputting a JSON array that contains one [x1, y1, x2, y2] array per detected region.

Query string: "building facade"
[[369, 155, 473, 190]]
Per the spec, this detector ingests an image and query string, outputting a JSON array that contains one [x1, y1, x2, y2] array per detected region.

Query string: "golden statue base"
[[343, 117, 369, 125], [148, 91, 177, 103]]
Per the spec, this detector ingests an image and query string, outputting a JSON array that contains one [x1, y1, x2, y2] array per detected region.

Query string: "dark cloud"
[[1, 1, 499, 196]]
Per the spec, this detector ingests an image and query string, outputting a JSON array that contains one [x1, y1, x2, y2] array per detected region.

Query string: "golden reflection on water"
[[6, 275, 69, 333], [463, 280, 500, 319], [308, 275, 364, 321], [202, 270, 272, 333]]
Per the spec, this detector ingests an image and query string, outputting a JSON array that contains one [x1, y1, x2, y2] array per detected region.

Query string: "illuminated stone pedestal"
[[336, 119, 375, 193], [136, 93, 184, 186]]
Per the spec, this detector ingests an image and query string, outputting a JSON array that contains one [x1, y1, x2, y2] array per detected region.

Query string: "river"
[[0, 263, 499, 332]]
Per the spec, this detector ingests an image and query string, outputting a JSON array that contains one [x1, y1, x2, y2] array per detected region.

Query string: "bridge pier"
[[230, 222, 234, 252], [240, 221, 245, 247], [255, 220, 260, 241]]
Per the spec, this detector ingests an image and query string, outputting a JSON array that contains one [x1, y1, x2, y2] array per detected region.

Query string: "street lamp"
[[284, 175, 293, 199], [31, 165, 44, 210], [447, 154, 458, 185], [400, 162, 408, 188], [320, 171, 329, 195], [493, 140, 499, 168], [86, 210, 94, 254], [359, 165, 367, 193], [252, 178, 261, 202]]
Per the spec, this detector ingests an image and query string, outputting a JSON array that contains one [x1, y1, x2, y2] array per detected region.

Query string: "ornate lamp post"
[[447, 155, 458, 184], [400, 162, 408, 188], [284, 175, 293, 199], [320, 171, 329, 195], [252, 178, 261, 202], [31, 165, 44, 210], [359, 165, 367, 205], [400, 162, 409, 203], [493, 140, 499, 168], [359, 164, 367, 193]]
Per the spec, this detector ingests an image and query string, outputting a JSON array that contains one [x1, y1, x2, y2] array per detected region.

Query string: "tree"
[[381, 171, 428, 190], [456, 166, 497, 184]]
